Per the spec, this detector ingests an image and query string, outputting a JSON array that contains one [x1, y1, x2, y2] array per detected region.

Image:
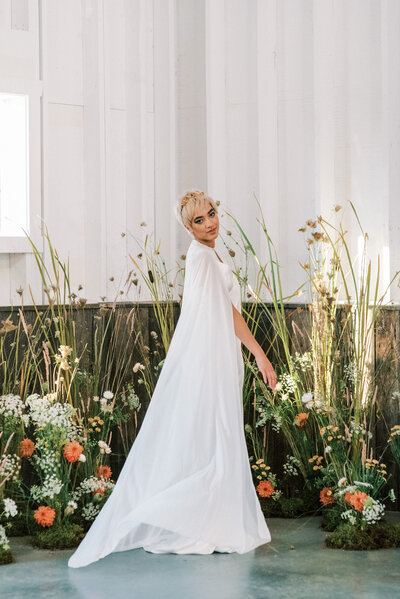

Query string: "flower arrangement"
[[229, 199, 400, 546]]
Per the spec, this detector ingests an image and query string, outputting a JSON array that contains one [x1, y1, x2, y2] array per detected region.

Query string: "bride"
[[68, 190, 276, 568]]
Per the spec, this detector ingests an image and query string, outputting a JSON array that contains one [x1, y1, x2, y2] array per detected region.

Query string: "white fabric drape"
[[68, 238, 271, 568]]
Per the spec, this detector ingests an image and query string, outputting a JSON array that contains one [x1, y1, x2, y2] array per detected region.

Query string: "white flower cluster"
[[389, 488, 396, 503], [271, 413, 283, 433], [301, 392, 326, 412], [344, 361, 361, 384], [362, 498, 385, 524], [32, 442, 59, 476], [3, 498, 18, 518], [291, 352, 313, 372], [336, 484, 357, 497], [99, 391, 114, 414], [0, 394, 25, 420], [124, 387, 141, 412], [349, 419, 373, 440], [271, 489, 283, 502], [133, 363, 145, 373], [27, 394, 77, 431], [0, 525, 9, 551], [72, 476, 114, 501], [0, 453, 21, 482], [279, 373, 297, 395], [31, 474, 63, 501], [282, 455, 300, 477], [98, 440, 111, 455], [64, 500, 78, 516], [341, 509, 357, 525], [82, 503, 100, 521]]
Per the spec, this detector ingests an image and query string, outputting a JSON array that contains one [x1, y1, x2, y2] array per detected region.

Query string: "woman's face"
[[185, 203, 219, 245]]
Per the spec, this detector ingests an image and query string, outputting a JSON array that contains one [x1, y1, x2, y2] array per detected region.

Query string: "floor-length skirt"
[[68, 240, 271, 567]]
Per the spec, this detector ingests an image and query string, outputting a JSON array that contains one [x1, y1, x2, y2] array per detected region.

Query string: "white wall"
[[0, 0, 399, 305]]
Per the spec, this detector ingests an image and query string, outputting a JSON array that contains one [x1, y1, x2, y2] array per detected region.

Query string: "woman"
[[68, 190, 276, 568]]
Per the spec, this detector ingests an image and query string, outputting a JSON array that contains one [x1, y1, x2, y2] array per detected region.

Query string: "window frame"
[[0, 78, 42, 253]]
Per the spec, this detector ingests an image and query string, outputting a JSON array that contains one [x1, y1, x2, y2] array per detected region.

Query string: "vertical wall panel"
[[176, 0, 207, 257], [276, 0, 315, 294], [0, 0, 400, 304]]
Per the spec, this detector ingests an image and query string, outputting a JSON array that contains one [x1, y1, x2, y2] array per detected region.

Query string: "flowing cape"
[[68, 239, 270, 567]]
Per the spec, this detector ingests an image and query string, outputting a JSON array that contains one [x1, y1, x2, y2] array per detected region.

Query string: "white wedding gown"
[[68, 238, 271, 568]]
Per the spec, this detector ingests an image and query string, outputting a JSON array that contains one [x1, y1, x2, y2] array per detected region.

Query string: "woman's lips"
[[208, 227, 217, 234]]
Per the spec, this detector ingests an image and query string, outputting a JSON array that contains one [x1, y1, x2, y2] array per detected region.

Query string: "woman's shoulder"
[[187, 240, 215, 266]]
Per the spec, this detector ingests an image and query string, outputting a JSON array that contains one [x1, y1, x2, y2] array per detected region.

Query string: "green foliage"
[[259, 494, 316, 519], [320, 506, 345, 532], [325, 521, 400, 550], [32, 522, 85, 550], [0, 546, 13, 565]]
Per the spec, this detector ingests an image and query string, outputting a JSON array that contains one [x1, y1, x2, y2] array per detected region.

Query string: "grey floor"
[[1, 514, 400, 599]]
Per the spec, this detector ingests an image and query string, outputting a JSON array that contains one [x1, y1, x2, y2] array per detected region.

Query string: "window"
[[0, 79, 41, 253], [0, 92, 29, 237]]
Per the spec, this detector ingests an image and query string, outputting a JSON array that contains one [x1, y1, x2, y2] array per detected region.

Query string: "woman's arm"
[[232, 303, 277, 390]]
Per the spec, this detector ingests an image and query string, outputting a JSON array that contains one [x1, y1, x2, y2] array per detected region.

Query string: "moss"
[[260, 496, 307, 518], [320, 507, 344, 532], [325, 521, 400, 550], [32, 522, 85, 550], [0, 547, 13, 565]]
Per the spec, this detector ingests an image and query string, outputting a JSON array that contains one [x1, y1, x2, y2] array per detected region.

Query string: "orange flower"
[[320, 487, 335, 505], [92, 487, 106, 498], [34, 506, 56, 527], [256, 480, 274, 498], [97, 465, 112, 480], [19, 438, 35, 458], [63, 441, 83, 463], [345, 490, 369, 512], [295, 412, 308, 427]]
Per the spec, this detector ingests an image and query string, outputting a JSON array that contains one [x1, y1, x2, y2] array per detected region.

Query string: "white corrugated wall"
[[0, 0, 399, 305]]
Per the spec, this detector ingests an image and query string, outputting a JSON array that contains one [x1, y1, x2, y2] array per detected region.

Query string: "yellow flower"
[[98, 419, 104, 425], [252, 465, 258, 470], [256, 459, 263, 464], [95, 427, 101, 432], [257, 475, 262, 480], [313, 465, 319, 470], [327, 436, 333, 441], [266, 466, 271, 470]]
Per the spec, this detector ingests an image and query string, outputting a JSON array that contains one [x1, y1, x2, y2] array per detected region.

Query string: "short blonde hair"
[[178, 189, 218, 229]]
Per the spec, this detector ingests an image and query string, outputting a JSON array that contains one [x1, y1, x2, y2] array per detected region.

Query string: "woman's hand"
[[254, 350, 277, 390]]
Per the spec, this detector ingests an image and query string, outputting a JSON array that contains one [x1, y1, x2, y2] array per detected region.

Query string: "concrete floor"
[[1, 514, 400, 599]]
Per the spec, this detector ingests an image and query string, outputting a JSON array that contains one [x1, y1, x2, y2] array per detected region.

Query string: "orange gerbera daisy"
[[97, 465, 112, 480], [256, 480, 274, 498], [19, 438, 35, 458], [34, 506, 56, 527], [295, 412, 308, 427], [345, 490, 369, 512], [63, 440, 83, 463], [320, 487, 335, 505]]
